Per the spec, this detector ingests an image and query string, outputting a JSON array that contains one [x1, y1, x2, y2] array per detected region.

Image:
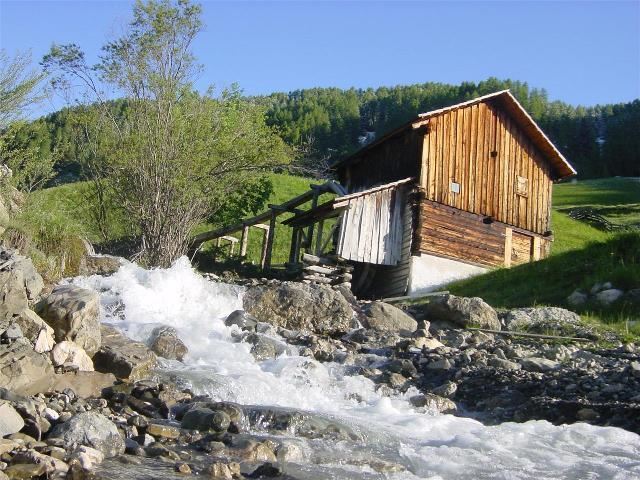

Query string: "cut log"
[[302, 274, 333, 284], [304, 265, 338, 275]]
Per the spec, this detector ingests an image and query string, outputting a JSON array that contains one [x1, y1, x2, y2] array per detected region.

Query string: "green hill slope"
[[449, 178, 640, 337]]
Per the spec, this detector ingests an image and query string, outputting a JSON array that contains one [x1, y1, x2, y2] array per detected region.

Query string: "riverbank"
[[0, 254, 638, 479]]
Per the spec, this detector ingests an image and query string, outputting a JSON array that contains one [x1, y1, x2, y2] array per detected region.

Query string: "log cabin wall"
[[416, 198, 551, 268], [339, 128, 423, 192], [419, 100, 554, 236]]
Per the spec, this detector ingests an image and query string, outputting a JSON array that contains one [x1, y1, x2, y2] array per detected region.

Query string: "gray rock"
[[409, 393, 457, 414], [567, 290, 588, 307], [4, 463, 47, 478], [149, 326, 188, 361], [245, 332, 287, 361], [48, 411, 124, 458], [0, 339, 55, 395], [51, 341, 94, 371], [78, 255, 122, 276], [224, 310, 258, 331], [243, 282, 353, 336], [423, 295, 500, 330], [37, 285, 101, 357], [92, 325, 157, 381], [624, 289, 640, 307], [595, 289, 624, 306], [432, 381, 457, 398], [181, 408, 230, 433], [488, 357, 521, 371], [363, 302, 417, 334], [10, 449, 69, 474], [13, 256, 44, 301], [503, 307, 581, 333], [519, 357, 559, 372], [590, 282, 611, 294], [0, 401, 24, 437], [0, 268, 28, 330], [427, 358, 453, 370], [1, 323, 22, 341], [13, 309, 54, 345]]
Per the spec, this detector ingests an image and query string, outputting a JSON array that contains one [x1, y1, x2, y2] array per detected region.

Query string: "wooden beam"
[[504, 227, 512, 267], [240, 225, 249, 257], [315, 219, 324, 255], [466, 328, 591, 343], [320, 222, 338, 254], [382, 290, 449, 303], [305, 189, 320, 249], [532, 235, 541, 261], [263, 210, 277, 270], [191, 182, 337, 248], [259, 225, 270, 270], [268, 204, 305, 215], [288, 227, 300, 264]]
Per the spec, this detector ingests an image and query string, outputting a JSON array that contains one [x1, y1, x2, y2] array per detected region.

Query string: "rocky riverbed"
[[0, 251, 638, 479]]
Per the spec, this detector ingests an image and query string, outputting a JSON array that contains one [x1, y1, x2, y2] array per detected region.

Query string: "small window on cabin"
[[516, 176, 529, 197], [450, 181, 460, 194]]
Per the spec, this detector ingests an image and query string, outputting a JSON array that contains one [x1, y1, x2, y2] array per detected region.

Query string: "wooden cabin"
[[194, 90, 575, 298], [331, 90, 575, 296]]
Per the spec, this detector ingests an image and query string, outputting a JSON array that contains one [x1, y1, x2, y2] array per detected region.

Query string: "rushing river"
[[72, 258, 640, 480]]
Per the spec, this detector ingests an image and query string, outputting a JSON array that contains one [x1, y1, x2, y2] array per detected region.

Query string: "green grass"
[[553, 177, 640, 208], [550, 210, 610, 255], [553, 177, 640, 230], [448, 177, 640, 339]]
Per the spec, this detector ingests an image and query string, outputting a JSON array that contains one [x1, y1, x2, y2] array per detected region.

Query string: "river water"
[[73, 258, 640, 480]]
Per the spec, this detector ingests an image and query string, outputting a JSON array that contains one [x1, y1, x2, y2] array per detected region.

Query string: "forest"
[[5, 78, 639, 185]]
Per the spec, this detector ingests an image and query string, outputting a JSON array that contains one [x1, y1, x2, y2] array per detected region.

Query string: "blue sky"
[[1, 0, 639, 115]]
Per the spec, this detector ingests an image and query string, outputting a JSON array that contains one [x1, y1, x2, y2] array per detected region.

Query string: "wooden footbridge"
[[190, 180, 347, 270]]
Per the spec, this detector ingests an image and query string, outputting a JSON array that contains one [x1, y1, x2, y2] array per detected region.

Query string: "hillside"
[[449, 178, 640, 336]]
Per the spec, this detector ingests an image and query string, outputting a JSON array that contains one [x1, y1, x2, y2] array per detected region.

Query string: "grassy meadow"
[[449, 177, 640, 338]]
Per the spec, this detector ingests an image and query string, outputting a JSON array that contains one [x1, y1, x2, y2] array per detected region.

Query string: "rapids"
[[72, 258, 640, 479]]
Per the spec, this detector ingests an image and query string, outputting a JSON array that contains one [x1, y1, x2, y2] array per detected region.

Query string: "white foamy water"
[[73, 258, 640, 479]]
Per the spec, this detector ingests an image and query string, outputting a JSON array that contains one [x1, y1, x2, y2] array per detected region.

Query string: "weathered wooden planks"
[[419, 99, 554, 236], [417, 199, 549, 268], [337, 185, 407, 266]]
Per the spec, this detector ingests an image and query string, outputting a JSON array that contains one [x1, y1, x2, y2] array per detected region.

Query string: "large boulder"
[[0, 401, 24, 437], [148, 326, 188, 361], [51, 341, 94, 371], [502, 307, 581, 334], [423, 295, 500, 331], [0, 338, 55, 395], [93, 325, 157, 381], [362, 302, 417, 334], [243, 282, 353, 336], [37, 285, 101, 357], [47, 411, 125, 458]]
